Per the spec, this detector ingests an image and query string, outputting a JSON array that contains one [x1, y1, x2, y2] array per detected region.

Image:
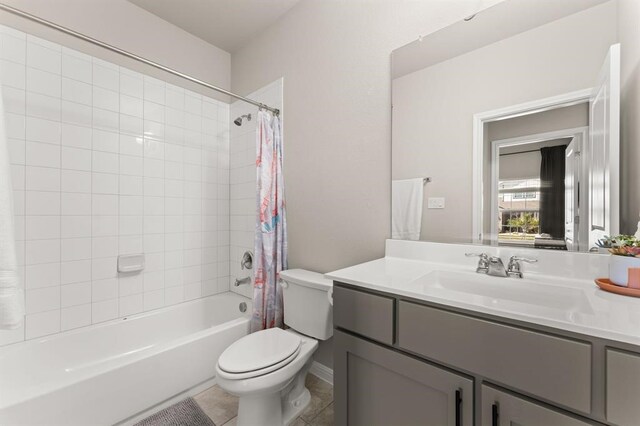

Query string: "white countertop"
[[326, 255, 640, 347]]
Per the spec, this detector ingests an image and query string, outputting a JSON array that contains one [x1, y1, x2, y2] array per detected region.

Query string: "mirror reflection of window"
[[495, 135, 579, 251], [498, 178, 541, 246]]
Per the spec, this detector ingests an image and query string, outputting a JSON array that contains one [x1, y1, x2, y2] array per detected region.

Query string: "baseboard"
[[309, 361, 333, 385]]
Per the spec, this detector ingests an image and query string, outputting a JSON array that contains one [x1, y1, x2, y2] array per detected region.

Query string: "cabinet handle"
[[492, 403, 499, 426], [455, 389, 462, 426]]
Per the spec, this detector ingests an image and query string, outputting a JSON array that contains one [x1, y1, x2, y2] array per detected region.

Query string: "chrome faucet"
[[466, 253, 537, 278], [487, 256, 508, 277], [506, 256, 538, 278], [465, 253, 490, 274], [234, 276, 251, 287]]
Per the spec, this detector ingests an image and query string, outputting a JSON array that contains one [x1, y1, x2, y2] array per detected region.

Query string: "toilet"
[[215, 269, 333, 426]]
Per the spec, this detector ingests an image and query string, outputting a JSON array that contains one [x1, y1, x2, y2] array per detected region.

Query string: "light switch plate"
[[427, 197, 445, 209]]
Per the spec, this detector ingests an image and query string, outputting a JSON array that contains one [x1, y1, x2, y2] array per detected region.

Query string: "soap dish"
[[595, 278, 640, 298]]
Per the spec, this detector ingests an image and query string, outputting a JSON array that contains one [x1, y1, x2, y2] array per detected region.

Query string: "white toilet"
[[216, 269, 333, 426]]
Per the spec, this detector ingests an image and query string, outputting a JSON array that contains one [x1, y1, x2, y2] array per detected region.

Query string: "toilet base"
[[236, 359, 313, 426], [282, 357, 313, 425], [237, 392, 283, 426], [236, 388, 311, 426], [282, 388, 310, 425]]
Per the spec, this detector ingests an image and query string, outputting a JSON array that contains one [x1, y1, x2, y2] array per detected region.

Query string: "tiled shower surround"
[[0, 24, 232, 344]]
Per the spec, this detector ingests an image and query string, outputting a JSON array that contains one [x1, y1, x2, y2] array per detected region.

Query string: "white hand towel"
[[0, 88, 23, 330], [392, 178, 424, 241]]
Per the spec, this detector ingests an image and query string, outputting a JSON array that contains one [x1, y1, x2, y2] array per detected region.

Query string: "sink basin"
[[409, 270, 595, 318]]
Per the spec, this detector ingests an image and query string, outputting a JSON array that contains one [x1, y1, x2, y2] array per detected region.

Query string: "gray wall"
[[230, 0, 505, 369], [230, 0, 502, 273], [0, 0, 231, 100], [618, 0, 640, 234], [486, 103, 589, 142], [392, 1, 617, 243]]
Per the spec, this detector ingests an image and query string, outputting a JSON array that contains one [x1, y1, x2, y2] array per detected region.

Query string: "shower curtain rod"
[[0, 3, 280, 116]]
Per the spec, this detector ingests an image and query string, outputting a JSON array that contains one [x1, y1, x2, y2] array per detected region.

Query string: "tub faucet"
[[234, 277, 251, 287]]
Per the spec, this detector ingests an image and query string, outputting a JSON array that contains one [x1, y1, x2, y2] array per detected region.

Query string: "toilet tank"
[[280, 269, 333, 340]]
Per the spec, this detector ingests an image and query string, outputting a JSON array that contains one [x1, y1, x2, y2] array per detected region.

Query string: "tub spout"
[[234, 277, 251, 287]]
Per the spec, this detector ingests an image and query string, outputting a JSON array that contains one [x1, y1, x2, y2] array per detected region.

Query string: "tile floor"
[[194, 374, 334, 426]]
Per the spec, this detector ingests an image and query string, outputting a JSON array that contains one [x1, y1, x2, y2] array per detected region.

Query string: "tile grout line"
[[162, 82, 166, 309], [89, 60, 94, 327], [58, 41, 62, 333], [22, 41, 27, 342], [141, 74, 146, 313], [116, 64, 121, 317]]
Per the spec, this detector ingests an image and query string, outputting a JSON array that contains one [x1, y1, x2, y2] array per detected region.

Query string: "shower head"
[[234, 113, 252, 126]]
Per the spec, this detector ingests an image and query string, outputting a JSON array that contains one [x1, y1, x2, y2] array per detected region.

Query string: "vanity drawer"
[[482, 384, 590, 426], [334, 285, 395, 345], [606, 348, 640, 426], [398, 301, 591, 413]]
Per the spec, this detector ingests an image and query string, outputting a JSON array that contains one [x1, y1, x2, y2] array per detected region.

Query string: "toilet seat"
[[217, 328, 302, 380], [217, 345, 301, 380]]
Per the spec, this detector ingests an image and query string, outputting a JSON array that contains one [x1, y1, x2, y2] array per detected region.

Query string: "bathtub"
[[0, 292, 252, 426]]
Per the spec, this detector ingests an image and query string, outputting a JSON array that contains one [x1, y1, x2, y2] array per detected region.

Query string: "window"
[[513, 192, 537, 200], [498, 178, 541, 243]]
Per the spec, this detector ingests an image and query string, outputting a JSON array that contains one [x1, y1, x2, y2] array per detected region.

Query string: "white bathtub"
[[0, 292, 252, 426]]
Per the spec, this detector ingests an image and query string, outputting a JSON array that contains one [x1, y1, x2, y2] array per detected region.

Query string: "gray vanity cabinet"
[[481, 385, 590, 426], [397, 300, 592, 414], [334, 330, 473, 426], [334, 281, 640, 425], [606, 349, 640, 426], [334, 286, 395, 345]]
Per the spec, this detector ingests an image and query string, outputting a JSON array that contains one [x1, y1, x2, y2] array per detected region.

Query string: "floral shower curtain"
[[251, 110, 287, 332]]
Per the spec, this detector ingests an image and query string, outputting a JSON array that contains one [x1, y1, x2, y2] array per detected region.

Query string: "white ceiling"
[[392, 0, 610, 79], [129, 0, 300, 52]]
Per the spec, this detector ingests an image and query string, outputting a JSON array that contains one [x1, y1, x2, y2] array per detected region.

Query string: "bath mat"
[[134, 397, 215, 426]]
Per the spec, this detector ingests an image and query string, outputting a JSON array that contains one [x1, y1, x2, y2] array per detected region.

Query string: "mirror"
[[391, 0, 624, 252]]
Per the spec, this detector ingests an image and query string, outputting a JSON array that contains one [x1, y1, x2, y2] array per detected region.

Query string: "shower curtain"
[[251, 110, 287, 332]]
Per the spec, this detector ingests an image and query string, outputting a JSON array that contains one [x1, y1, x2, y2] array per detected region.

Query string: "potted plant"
[[597, 235, 640, 288]]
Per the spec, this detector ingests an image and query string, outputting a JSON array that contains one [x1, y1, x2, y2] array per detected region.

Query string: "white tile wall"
[[0, 24, 231, 345], [229, 79, 283, 299]]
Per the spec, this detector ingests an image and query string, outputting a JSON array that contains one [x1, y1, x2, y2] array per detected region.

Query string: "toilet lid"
[[218, 328, 302, 374]]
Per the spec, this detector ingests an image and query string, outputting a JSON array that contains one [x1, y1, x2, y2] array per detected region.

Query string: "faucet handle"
[[466, 253, 490, 273], [509, 256, 538, 264], [465, 252, 489, 259], [465, 252, 489, 264], [507, 256, 537, 278], [240, 251, 253, 270]]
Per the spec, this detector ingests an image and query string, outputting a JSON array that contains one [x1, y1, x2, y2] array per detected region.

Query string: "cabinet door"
[[481, 385, 591, 426], [606, 348, 640, 426], [334, 330, 473, 426]]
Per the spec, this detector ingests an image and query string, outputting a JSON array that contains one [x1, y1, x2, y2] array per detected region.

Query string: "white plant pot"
[[609, 255, 640, 287]]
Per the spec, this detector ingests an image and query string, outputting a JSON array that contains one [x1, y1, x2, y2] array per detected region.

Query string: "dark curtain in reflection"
[[539, 146, 566, 239]]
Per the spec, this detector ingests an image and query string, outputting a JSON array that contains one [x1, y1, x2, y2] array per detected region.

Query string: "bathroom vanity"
[[328, 241, 640, 426], [371, 0, 640, 422]]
